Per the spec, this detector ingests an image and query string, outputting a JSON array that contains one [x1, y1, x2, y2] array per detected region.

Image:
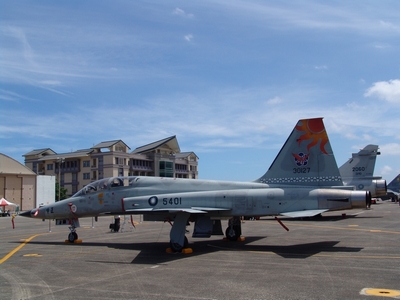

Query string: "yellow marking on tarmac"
[[23, 254, 42, 257], [0, 234, 42, 265], [348, 225, 359, 227], [370, 230, 382, 232], [360, 288, 400, 298]]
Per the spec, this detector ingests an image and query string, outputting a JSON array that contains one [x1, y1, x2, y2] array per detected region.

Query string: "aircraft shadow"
[[21, 237, 363, 264], [262, 214, 383, 222]]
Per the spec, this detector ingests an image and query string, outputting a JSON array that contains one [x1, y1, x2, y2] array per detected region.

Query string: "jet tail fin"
[[339, 145, 380, 179], [255, 118, 342, 187], [388, 174, 400, 193]]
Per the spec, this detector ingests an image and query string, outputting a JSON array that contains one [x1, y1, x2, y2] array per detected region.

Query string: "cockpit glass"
[[72, 176, 137, 197]]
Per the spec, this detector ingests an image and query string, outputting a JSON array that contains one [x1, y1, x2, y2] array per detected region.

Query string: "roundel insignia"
[[148, 196, 158, 206], [71, 205, 77, 213], [358, 184, 364, 190]]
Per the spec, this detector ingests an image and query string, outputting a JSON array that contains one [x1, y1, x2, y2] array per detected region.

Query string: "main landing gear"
[[225, 216, 244, 241], [167, 215, 245, 254], [167, 212, 192, 254]]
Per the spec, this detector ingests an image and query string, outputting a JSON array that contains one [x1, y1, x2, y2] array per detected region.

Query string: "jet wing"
[[124, 207, 231, 214], [280, 209, 328, 218]]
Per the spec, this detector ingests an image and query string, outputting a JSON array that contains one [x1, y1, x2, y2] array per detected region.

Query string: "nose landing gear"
[[65, 219, 82, 244]]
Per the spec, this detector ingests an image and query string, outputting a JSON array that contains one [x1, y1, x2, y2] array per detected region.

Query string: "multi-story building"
[[23, 136, 198, 197]]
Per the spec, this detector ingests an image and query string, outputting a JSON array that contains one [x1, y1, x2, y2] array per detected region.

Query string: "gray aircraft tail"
[[339, 145, 380, 179], [255, 118, 342, 187], [388, 174, 400, 193]]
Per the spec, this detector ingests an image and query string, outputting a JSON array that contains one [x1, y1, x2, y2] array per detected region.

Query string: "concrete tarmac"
[[1, 200, 400, 300]]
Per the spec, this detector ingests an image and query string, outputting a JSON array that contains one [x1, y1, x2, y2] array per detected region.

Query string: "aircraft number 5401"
[[293, 167, 310, 173], [163, 197, 182, 205]]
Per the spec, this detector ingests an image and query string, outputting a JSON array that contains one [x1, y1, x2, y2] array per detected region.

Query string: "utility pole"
[[57, 157, 65, 201]]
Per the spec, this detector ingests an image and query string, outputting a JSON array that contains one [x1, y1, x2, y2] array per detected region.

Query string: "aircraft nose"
[[19, 210, 33, 217]]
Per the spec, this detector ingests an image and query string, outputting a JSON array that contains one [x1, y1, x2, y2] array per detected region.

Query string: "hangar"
[[0, 153, 38, 210]]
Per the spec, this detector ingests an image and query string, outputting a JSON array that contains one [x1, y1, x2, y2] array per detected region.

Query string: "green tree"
[[55, 182, 68, 201]]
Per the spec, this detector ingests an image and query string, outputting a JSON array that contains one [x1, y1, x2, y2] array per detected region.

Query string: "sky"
[[1, 0, 400, 184]]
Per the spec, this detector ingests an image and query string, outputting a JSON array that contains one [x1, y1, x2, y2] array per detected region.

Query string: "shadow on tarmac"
[[261, 214, 383, 223], [20, 237, 363, 264]]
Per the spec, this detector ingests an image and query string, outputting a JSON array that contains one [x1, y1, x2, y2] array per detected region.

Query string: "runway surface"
[[1, 200, 400, 300]]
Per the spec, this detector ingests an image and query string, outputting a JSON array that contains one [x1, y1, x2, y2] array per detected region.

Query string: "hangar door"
[[5, 176, 22, 206]]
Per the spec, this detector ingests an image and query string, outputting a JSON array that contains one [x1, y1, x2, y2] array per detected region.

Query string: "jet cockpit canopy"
[[72, 176, 137, 197]]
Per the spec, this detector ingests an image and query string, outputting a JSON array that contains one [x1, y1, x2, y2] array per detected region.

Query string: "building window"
[[177, 164, 187, 171], [83, 160, 90, 167], [115, 157, 125, 165], [83, 173, 90, 180], [47, 164, 54, 170], [159, 161, 173, 177]]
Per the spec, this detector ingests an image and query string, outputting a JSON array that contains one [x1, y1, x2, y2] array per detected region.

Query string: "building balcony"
[[131, 165, 153, 171]]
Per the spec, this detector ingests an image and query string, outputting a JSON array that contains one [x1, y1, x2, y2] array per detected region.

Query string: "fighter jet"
[[339, 145, 387, 197], [21, 118, 370, 252]]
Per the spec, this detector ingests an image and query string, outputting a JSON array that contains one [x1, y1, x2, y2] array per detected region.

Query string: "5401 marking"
[[163, 197, 182, 205]]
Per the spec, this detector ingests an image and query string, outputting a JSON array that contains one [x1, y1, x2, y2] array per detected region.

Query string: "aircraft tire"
[[225, 227, 239, 241], [68, 232, 78, 243], [169, 236, 188, 252]]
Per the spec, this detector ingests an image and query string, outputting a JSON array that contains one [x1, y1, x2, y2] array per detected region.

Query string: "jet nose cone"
[[19, 210, 33, 217]]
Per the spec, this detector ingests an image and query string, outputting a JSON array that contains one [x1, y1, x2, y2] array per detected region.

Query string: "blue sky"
[[1, 1, 399, 183]]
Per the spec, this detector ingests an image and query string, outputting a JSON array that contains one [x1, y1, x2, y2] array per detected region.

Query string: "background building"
[[0, 153, 40, 210], [23, 136, 198, 197]]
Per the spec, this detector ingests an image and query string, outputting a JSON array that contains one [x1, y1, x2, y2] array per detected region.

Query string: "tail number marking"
[[163, 197, 182, 205], [293, 167, 310, 173], [352, 167, 365, 172]]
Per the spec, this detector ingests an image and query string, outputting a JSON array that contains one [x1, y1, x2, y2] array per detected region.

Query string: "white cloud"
[[380, 165, 392, 176], [266, 96, 282, 105], [0, 89, 38, 102], [184, 34, 193, 42], [173, 8, 194, 18], [364, 79, 400, 104], [40, 80, 62, 86], [380, 143, 400, 156]]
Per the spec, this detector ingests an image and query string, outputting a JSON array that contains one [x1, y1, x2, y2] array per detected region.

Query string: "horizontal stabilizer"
[[280, 209, 328, 218]]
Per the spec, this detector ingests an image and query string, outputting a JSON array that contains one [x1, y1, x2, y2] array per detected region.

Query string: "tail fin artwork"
[[339, 145, 381, 180], [255, 118, 342, 187]]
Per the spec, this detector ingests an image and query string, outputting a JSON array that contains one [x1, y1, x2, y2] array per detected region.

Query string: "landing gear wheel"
[[225, 226, 240, 241], [68, 232, 78, 243], [169, 236, 188, 252]]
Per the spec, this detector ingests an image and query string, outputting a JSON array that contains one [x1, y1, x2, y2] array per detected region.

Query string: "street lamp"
[[57, 157, 65, 201]]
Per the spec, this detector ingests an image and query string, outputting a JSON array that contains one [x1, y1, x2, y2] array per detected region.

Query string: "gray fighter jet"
[[21, 118, 370, 252], [339, 145, 387, 197]]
